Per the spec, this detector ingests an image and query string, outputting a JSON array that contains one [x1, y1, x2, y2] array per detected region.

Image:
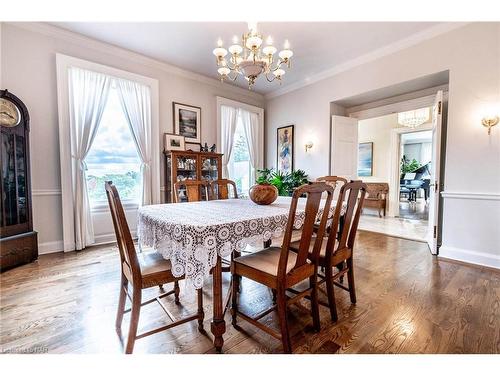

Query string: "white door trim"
[[388, 124, 434, 217]]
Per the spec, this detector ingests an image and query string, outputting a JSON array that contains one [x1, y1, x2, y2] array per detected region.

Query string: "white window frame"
[[216, 96, 265, 183], [56, 54, 160, 252]]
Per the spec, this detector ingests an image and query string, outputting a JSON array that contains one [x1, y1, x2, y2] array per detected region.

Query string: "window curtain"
[[68, 67, 111, 250], [115, 79, 153, 206], [220, 105, 238, 177], [240, 108, 260, 180]]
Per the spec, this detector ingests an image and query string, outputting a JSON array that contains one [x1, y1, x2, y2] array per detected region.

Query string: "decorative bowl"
[[249, 184, 278, 205]]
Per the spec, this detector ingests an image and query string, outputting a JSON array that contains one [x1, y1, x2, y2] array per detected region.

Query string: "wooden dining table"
[[137, 196, 342, 352]]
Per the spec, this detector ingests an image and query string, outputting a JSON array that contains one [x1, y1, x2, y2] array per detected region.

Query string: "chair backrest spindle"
[[324, 180, 367, 259], [278, 183, 334, 278]]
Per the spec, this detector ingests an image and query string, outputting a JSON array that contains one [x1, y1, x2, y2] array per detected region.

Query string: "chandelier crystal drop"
[[212, 23, 293, 89], [397, 107, 430, 128]]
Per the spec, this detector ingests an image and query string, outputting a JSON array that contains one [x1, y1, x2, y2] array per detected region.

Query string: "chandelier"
[[212, 23, 293, 89], [398, 107, 430, 128]]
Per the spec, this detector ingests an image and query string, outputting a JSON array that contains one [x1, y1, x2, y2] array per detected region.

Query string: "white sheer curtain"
[[68, 67, 111, 250], [240, 108, 260, 181], [220, 105, 238, 177], [115, 79, 152, 206]]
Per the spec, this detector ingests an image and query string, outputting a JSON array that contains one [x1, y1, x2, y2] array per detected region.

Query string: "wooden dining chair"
[[105, 181, 204, 354], [230, 183, 334, 353], [173, 180, 209, 203], [290, 180, 367, 322], [210, 179, 238, 200], [314, 176, 347, 233], [316, 175, 348, 191]]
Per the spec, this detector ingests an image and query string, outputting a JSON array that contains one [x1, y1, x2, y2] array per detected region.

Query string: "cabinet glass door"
[[175, 155, 198, 202], [201, 156, 219, 199]]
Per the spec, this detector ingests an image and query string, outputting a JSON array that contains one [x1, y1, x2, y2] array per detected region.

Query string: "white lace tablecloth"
[[137, 197, 341, 288]]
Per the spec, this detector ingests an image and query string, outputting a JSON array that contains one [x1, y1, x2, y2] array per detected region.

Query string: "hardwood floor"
[[1, 231, 499, 354], [399, 198, 429, 221]]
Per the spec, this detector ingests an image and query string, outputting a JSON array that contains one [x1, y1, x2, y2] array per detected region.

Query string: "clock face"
[[0, 98, 21, 128]]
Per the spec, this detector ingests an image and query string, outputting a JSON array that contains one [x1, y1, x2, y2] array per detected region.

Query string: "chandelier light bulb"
[[213, 47, 228, 58], [263, 45, 277, 56], [229, 44, 243, 55], [266, 36, 273, 45], [273, 69, 285, 77], [218, 67, 230, 76], [217, 38, 223, 47], [232, 35, 239, 44], [278, 49, 293, 60], [283, 39, 290, 49], [246, 35, 263, 50]]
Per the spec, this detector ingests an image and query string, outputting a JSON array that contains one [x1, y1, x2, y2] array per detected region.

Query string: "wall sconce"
[[305, 141, 314, 152], [482, 115, 499, 135]]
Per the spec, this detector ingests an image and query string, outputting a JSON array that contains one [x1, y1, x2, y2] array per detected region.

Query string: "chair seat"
[[290, 237, 347, 265], [134, 251, 178, 288], [232, 246, 314, 288]]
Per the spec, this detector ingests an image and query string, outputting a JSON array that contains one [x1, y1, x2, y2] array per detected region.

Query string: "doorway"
[[330, 76, 447, 253]]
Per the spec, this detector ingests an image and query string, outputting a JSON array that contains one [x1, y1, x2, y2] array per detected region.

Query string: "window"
[[85, 85, 142, 207], [228, 116, 252, 196]]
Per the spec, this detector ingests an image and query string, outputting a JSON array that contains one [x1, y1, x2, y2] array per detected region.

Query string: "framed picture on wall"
[[277, 124, 294, 174], [358, 142, 373, 176], [164, 133, 186, 152], [173, 102, 201, 143]]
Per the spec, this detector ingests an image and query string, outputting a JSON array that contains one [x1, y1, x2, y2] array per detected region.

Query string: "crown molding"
[[5, 22, 264, 101], [265, 22, 469, 100]]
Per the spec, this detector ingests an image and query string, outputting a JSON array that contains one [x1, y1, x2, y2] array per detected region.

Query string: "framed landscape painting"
[[277, 125, 294, 174], [164, 133, 185, 152], [358, 142, 373, 177], [173, 102, 201, 143]]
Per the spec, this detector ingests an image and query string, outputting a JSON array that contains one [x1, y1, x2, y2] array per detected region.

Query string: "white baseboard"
[[38, 231, 136, 255], [38, 240, 64, 255], [94, 231, 136, 246], [439, 245, 500, 270]]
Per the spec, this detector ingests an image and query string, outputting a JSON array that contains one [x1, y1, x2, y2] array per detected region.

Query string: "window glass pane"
[[228, 117, 252, 196], [86, 87, 142, 206]]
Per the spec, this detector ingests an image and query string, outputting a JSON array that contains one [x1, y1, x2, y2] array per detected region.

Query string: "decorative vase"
[[249, 184, 278, 205]]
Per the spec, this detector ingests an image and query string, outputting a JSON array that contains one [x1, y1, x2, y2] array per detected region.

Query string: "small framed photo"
[[173, 102, 201, 143], [164, 133, 185, 152]]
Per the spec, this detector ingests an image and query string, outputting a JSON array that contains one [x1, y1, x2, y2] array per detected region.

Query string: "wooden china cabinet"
[[0, 89, 38, 271], [164, 150, 223, 203]]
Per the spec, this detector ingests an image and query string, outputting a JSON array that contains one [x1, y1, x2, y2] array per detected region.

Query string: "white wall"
[[266, 23, 500, 269], [358, 113, 399, 183], [1, 22, 265, 254]]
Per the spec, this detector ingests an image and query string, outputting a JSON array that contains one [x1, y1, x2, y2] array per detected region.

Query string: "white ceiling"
[[51, 22, 442, 94]]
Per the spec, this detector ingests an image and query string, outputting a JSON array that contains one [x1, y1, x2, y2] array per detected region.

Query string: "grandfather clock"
[[0, 89, 38, 271]]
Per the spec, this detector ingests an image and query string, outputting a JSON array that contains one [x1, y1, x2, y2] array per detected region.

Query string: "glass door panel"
[[175, 155, 198, 202]]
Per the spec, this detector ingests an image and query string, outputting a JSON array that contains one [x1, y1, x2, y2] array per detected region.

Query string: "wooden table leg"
[[211, 255, 226, 353]]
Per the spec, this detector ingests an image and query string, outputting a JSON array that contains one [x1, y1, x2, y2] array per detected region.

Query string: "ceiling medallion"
[[213, 22, 293, 89]]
